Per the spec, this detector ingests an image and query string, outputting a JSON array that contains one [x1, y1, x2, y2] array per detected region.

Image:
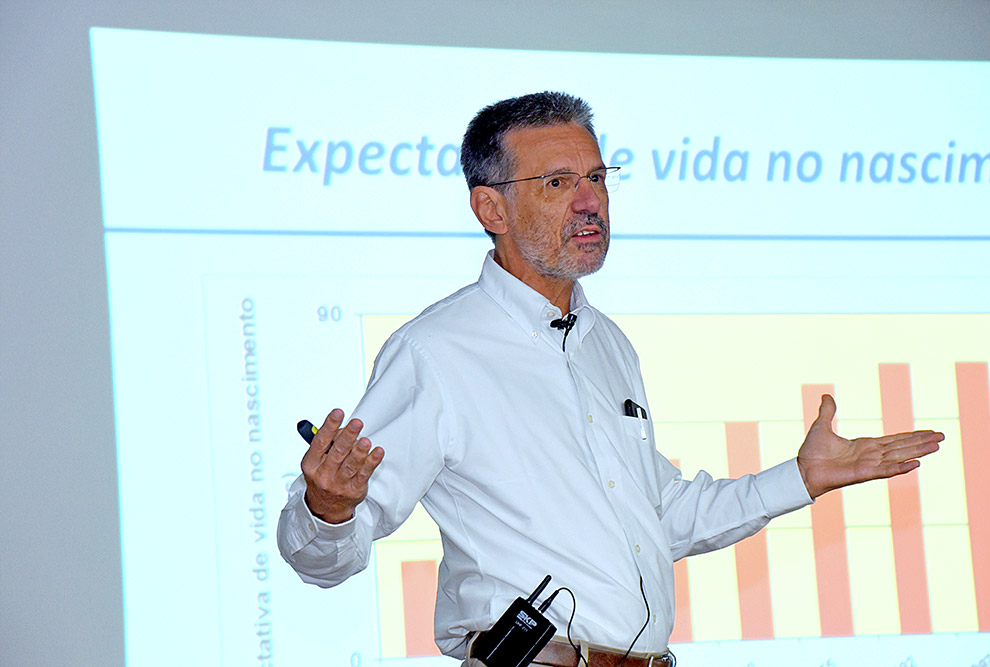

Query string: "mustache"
[[564, 214, 608, 238]]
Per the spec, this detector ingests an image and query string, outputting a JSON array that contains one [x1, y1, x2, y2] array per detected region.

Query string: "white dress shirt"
[[277, 251, 812, 657]]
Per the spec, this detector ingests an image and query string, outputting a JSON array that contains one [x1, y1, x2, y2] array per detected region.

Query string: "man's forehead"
[[504, 122, 603, 171]]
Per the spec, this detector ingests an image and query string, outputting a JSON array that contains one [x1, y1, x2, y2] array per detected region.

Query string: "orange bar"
[[668, 458, 693, 643], [878, 363, 932, 634], [401, 560, 441, 657], [802, 384, 854, 637], [670, 560, 693, 643], [725, 422, 774, 639], [956, 362, 990, 632]]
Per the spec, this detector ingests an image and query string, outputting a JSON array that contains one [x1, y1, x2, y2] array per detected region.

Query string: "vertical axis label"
[[802, 384, 855, 637]]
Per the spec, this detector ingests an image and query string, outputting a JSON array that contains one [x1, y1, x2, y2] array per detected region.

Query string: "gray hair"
[[461, 91, 596, 189], [460, 92, 597, 241]]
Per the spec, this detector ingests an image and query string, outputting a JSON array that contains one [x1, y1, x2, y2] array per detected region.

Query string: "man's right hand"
[[301, 408, 385, 524]]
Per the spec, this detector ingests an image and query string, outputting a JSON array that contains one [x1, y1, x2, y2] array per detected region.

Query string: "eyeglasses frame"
[[486, 166, 622, 191]]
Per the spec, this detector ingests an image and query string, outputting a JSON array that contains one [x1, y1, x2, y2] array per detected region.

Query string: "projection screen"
[[3, 3, 989, 666]]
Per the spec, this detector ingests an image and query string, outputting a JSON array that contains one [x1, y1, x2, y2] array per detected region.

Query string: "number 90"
[[317, 305, 342, 322]]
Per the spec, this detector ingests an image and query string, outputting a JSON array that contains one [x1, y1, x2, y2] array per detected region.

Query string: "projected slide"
[[91, 27, 990, 667]]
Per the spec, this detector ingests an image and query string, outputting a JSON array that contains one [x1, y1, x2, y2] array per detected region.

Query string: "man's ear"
[[470, 186, 510, 237]]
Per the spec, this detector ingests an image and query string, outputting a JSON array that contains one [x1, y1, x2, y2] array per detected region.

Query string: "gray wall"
[[2, 2, 988, 664]]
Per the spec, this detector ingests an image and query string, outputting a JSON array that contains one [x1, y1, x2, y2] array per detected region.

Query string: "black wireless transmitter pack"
[[470, 576, 557, 667]]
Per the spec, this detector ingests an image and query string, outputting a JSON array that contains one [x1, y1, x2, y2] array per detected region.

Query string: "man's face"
[[499, 123, 610, 283]]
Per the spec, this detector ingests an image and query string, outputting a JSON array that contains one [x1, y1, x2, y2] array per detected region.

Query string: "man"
[[277, 92, 942, 665]]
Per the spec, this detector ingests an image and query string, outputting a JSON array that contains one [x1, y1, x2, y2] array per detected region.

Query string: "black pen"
[[623, 399, 648, 441], [296, 419, 319, 445]]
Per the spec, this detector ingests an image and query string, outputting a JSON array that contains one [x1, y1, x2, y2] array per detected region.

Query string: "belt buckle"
[[648, 652, 675, 667]]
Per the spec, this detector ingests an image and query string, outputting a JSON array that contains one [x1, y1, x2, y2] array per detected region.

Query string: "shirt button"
[[608, 480, 615, 489], [635, 544, 641, 553], [587, 414, 593, 423], [308, 521, 315, 531], [531, 331, 539, 339]]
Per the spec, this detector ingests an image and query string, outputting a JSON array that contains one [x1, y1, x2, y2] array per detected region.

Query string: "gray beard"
[[518, 214, 609, 281]]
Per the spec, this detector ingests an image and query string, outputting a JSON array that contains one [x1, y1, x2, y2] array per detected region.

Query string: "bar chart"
[[362, 313, 989, 655]]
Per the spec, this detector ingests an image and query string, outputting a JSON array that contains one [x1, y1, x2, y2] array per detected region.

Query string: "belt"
[[532, 640, 674, 667]]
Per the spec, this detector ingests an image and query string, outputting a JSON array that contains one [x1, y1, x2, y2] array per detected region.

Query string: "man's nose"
[[571, 177, 603, 214]]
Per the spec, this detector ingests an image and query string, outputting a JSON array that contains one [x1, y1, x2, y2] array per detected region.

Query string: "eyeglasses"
[[487, 166, 621, 198]]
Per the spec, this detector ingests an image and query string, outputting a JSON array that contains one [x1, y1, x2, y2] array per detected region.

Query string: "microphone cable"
[[545, 576, 655, 667]]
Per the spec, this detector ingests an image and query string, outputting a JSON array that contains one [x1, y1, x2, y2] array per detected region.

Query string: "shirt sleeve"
[[276, 330, 449, 587], [276, 474, 371, 587], [658, 457, 813, 562]]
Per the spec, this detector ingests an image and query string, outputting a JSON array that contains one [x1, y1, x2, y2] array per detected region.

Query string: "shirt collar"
[[477, 250, 596, 347]]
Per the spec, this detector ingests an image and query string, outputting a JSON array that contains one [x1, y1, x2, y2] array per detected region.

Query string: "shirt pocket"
[[600, 412, 662, 504]]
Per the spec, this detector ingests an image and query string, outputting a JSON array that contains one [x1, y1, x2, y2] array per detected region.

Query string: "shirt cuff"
[[755, 458, 814, 518], [280, 488, 358, 553], [312, 506, 358, 539]]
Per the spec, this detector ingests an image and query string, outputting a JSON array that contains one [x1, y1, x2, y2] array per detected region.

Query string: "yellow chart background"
[[361, 313, 990, 654]]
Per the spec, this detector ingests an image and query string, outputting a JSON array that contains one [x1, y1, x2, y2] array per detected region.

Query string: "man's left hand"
[[797, 394, 944, 499]]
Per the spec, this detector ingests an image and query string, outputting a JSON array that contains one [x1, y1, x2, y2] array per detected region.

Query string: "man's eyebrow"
[[541, 164, 607, 176], [540, 167, 575, 176]]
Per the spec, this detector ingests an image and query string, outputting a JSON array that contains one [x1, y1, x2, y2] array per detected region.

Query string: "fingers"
[[870, 429, 944, 462], [875, 429, 945, 446], [328, 431, 383, 482], [324, 416, 367, 467], [300, 409, 384, 524], [301, 409, 344, 464], [874, 457, 925, 482], [889, 440, 942, 467], [344, 437, 384, 483], [849, 430, 943, 482]]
